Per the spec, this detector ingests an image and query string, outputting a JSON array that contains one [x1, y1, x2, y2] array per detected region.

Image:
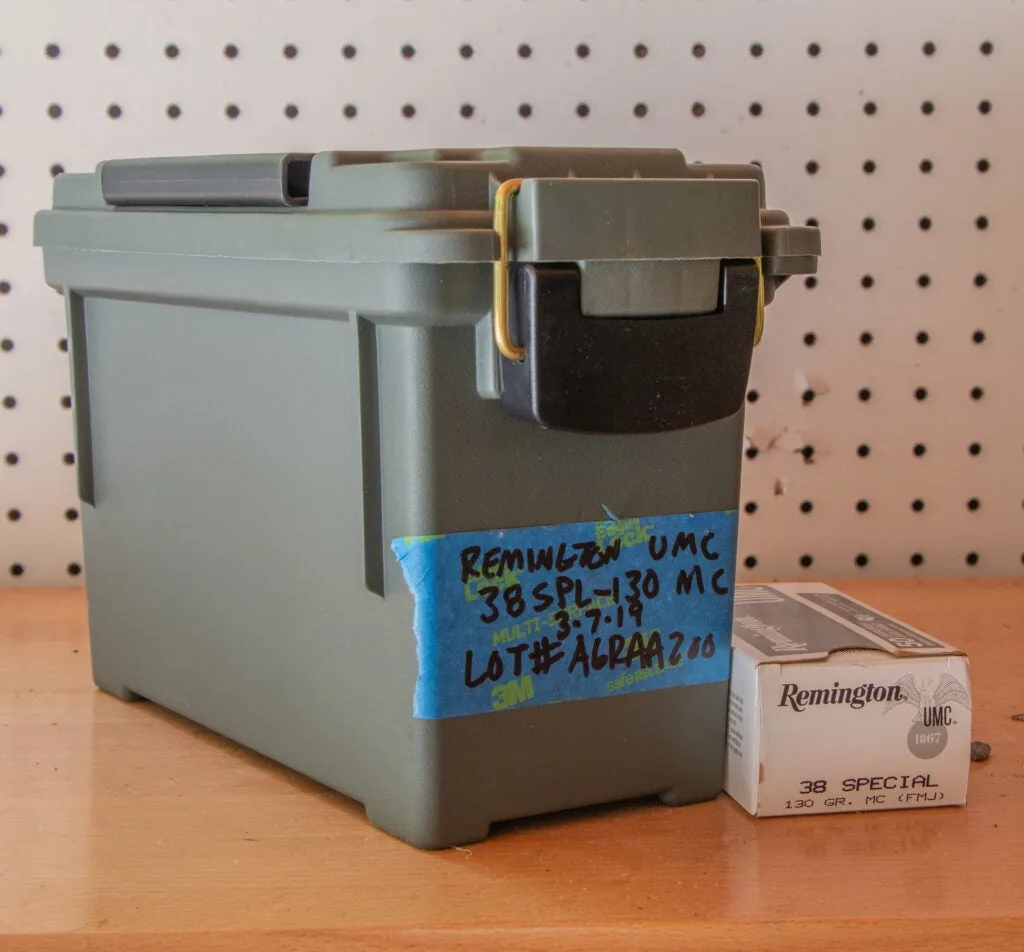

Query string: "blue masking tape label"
[[392, 510, 738, 720]]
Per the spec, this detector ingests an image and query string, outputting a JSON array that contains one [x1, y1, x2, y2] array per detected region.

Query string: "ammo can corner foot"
[[364, 805, 493, 851], [658, 784, 723, 808], [92, 674, 144, 702]]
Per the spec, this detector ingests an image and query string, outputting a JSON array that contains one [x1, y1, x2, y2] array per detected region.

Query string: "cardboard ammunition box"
[[726, 583, 971, 817]]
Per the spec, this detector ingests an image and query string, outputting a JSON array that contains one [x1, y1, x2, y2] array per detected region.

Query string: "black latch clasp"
[[497, 261, 760, 434]]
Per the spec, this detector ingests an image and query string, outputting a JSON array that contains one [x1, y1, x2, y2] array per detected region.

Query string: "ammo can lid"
[[38, 148, 819, 276]]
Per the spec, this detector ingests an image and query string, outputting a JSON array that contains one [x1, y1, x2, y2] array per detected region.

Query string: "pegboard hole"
[[0, 281, 10, 294], [225, 104, 240, 120], [920, 159, 934, 173], [965, 552, 979, 566], [6, 509, 20, 522], [749, 43, 764, 58], [60, 395, 72, 409], [107, 103, 122, 119], [911, 499, 925, 512], [922, 41, 936, 56], [855, 554, 869, 567], [744, 501, 758, 514], [691, 42, 705, 58], [166, 104, 181, 120], [865, 42, 879, 56], [967, 498, 980, 511], [749, 102, 763, 117], [972, 329, 986, 344], [975, 215, 989, 230], [402, 103, 416, 119], [863, 160, 876, 174], [691, 102, 706, 118], [575, 43, 590, 59], [401, 44, 416, 60], [164, 44, 180, 59], [284, 103, 299, 119], [4, 452, 18, 466], [9, 564, 24, 577], [460, 103, 474, 119], [63, 452, 75, 465], [50, 164, 64, 177], [860, 330, 874, 345], [342, 44, 357, 59], [634, 43, 649, 59], [801, 388, 815, 404], [343, 104, 357, 119], [978, 100, 992, 115], [980, 40, 993, 55], [47, 103, 63, 119], [807, 42, 821, 57], [916, 330, 929, 344], [968, 442, 982, 456], [970, 386, 984, 400], [976, 158, 990, 173], [67, 563, 82, 577], [858, 388, 871, 401], [800, 500, 813, 514], [743, 556, 758, 569], [910, 553, 924, 567], [863, 101, 877, 116], [58, 338, 68, 352], [224, 43, 239, 59], [918, 216, 932, 230], [517, 44, 532, 59], [633, 103, 648, 118], [0, 222, 9, 237], [861, 217, 875, 231], [917, 274, 931, 288], [801, 445, 815, 461], [913, 443, 927, 457], [799, 554, 814, 568], [803, 332, 817, 346], [857, 444, 870, 457], [45, 43, 61, 59], [105, 43, 120, 59], [856, 500, 870, 513], [745, 447, 759, 460], [576, 103, 590, 118], [807, 101, 821, 116], [921, 101, 935, 115], [65, 508, 79, 521], [518, 103, 532, 118], [0, 338, 12, 352], [805, 160, 818, 174], [460, 44, 474, 59], [974, 273, 987, 287], [2, 396, 15, 410], [861, 275, 874, 289]]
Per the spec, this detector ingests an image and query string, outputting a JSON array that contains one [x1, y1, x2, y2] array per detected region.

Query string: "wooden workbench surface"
[[2, 580, 1022, 951]]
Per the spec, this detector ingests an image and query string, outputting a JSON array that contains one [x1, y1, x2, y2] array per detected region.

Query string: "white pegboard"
[[1, 0, 1022, 585]]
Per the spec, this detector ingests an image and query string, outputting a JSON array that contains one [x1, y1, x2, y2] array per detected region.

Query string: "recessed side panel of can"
[[377, 321, 743, 847]]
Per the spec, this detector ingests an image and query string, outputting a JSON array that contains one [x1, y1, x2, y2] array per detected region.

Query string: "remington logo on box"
[[779, 681, 903, 712]]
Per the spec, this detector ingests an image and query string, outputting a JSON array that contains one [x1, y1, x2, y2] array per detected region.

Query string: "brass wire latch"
[[492, 177, 525, 361]]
